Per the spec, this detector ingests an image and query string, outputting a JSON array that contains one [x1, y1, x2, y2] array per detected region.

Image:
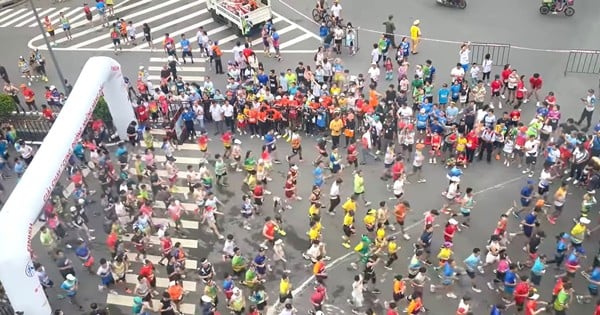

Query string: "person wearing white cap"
[[409, 19, 421, 54], [59, 274, 83, 310], [524, 292, 547, 314], [228, 286, 246, 314], [570, 216, 590, 249]]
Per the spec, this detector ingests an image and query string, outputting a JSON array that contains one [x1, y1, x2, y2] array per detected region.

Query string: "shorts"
[[48, 30, 55, 37], [396, 219, 404, 226], [384, 163, 392, 169], [63, 26, 70, 31], [343, 225, 354, 237], [412, 165, 421, 173], [85, 13, 92, 21], [394, 193, 403, 199], [525, 155, 537, 165], [589, 286, 599, 296], [254, 198, 263, 206], [538, 185, 549, 195], [460, 210, 470, 217], [492, 91, 500, 97], [393, 292, 405, 301], [167, 49, 176, 56], [144, 34, 152, 42], [520, 198, 531, 207], [466, 270, 476, 279], [183, 51, 192, 57], [508, 85, 516, 91], [242, 213, 252, 219], [112, 38, 121, 45], [485, 252, 499, 265]]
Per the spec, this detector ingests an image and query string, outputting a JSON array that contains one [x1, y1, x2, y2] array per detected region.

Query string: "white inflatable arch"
[[0, 56, 136, 314]]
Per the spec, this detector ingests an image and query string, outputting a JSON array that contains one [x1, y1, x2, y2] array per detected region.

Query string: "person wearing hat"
[[409, 20, 421, 54], [570, 216, 590, 249], [525, 292, 547, 314], [228, 286, 246, 314], [59, 274, 83, 310]]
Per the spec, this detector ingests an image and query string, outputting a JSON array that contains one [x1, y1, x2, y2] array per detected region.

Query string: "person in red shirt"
[[515, 75, 526, 108], [136, 104, 149, 125], [260, 216, 278, 249], [490, 74, 503, 109], [465, 130, 479, 163], [347, 142, 358, 169], [513, 275, 531, 311], [20, 84, 38, 111], [139, 259, 157, 292], [544, 91, 557, 107], [41, 104, 55, 122], [594, 299, 600, 315], [444, 218, 459, 242], [386, 302, 400, 315], [310, 285, 327, 314], [509, 108, 521, 127], [500, 64, 512, 98], [106, 231, 118, 259], [526, 73, 543, 106], [524, 292, 547, 315], [158, 232, 173, 265]]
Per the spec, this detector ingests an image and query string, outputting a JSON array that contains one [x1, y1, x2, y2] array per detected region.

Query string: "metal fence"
[[470, 42, 511, 67], [6, 114, 52, 142], [564, 50, 600, 76]]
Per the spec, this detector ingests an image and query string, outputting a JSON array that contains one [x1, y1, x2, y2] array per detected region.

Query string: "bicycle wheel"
[[312, 8, 322, 22]]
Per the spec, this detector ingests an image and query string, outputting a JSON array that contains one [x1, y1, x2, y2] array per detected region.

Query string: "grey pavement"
[[1, 0, 600, 314]]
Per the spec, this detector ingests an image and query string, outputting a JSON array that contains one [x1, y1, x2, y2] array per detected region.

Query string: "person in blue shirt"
[[438, 83, 450, 106], [416, 109, 428, 132], [425, 59, 436, 83], [502, 263, 518, 302], [529, 254, 547, 286], [313, 162, 324, 187], [13, 157, 26, 179], [179, 34, 193, 64], [519, 207, 540, 239], [463, 247, 483, 292], [398, 37, 410, 60], [546, 233, 570, 270], [319, 23, 329, 42], [257, 71, 269, 86], [73, 141, 86, 165], [490, 304, 505, 315], [60, 274, 83, 310], [450, 81, 461, 103], [578, 266, 600, 303], [254, 247, 269, 278], [514, 180, 535, 218], [430, 258, 458, 299], [182, 107, 197, 141], [264, 130, 281, 163]]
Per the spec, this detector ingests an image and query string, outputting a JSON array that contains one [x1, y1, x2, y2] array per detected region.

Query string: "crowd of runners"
[[2, 2, 600, 315]]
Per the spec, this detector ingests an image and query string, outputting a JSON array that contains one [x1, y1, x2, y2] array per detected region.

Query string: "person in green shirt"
[[242, 264, 259, 289], [231, 248, 247, 278], [214, 154, 228, 187], [249, 285, 268, 310], [553, 282, 572, 314], [39, 226, 57, 257], [143, 128, 154, 150], [353, 170, 371, 206]]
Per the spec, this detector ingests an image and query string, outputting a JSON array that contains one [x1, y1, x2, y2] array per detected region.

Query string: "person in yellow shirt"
[[364, 209, 377, 232], [409, 19, 421, 54], [437, 242, 454, 267], [342, 195, 357, 214], [353, 170, 371, 206], [279, 274, 292, 303], [308, 203, 320, 226], [373, 225, 387, 255], [384, 236, 399, 270], [329, 114, 344, 149], [342, 210, 356, 248], [308, 219, 322, 243]]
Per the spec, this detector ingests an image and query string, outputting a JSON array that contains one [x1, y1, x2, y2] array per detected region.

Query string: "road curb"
[[0, 0, 28, 10]]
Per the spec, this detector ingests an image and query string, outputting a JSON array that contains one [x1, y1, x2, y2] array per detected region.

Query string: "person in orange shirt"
[[258, 108, 268, 138], [168, 280, 185, 314], [394, 200, 411, 240], [392, 274, 406, 302], [248, 106, 259, 138]]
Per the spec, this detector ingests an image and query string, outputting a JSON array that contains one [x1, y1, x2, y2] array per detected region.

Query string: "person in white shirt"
[[327, 177, 342, 215], [450, 63, 465, 81], [523, 136, 540, 177], [330, 0, 342, 20], [371, 44, 380, 65], [367, 63, 380, 85], [222, 102, 235, 133], [192, 101, 205, 131], [391, 175, 405, 199], [482, 53, 493, 83], [348, 274, 364, 313], [209, 102, 224, 135], [459, 41, 471, 71], [469, 63, 481, 87], [232, 41, 244, 65]]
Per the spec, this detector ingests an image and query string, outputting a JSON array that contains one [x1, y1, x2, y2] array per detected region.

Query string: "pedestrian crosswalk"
[[103, 129, 229, 314], [21, 0, 320, 51]]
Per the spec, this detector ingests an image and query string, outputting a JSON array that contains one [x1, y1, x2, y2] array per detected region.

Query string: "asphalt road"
[[1, 0, 600, 314]]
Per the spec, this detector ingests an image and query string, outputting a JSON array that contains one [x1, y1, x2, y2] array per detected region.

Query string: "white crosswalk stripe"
[[25, 0, 319, 51], [103, 129, 234, 313], [146, 56, 208, 83]]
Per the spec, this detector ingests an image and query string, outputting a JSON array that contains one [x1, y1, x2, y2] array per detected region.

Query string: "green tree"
[[0, 94, 15, 117], [92, 97, 113, 122]]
